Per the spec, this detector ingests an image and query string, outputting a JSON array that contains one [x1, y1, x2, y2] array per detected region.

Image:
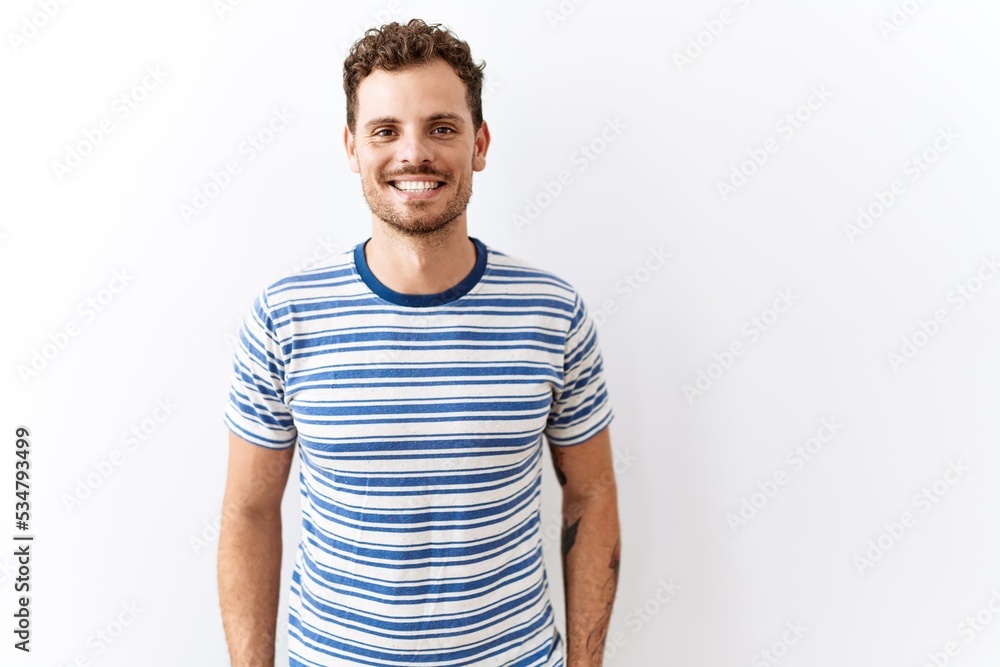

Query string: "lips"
[[386, 179, 446, 201], [389, 180, 445, 192]]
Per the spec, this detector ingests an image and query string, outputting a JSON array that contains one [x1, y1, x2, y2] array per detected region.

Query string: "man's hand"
[[217, 431, 295, 666], [549, 426, 621, 667]]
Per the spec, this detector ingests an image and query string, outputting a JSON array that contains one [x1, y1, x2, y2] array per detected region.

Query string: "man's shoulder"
[[264, 244, 357, 300], [482, 241, 582, 303], [254, 239, 359, 310]]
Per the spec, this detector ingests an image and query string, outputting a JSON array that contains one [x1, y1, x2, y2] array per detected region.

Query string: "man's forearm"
[[218, 509, 283, 666], [561, 489, 621, 667]]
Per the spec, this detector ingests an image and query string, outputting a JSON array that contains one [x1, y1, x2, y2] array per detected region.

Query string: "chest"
[[278, 311, 565, 470]]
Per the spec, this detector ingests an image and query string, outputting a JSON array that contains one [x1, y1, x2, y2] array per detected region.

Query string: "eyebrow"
[[363, 113, 466, 130]]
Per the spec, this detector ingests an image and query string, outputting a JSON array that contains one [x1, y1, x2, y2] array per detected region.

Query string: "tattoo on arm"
[[585, 538, 620, 664], [552, 448, 568, 486], [561, 516, 581, 560], [561, 515, 581, 656]]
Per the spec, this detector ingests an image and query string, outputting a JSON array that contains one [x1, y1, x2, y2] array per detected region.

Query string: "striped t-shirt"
[[223, 236, 614, 666]]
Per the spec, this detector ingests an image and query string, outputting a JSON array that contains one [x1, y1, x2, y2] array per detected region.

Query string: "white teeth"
[[393, 181, 441, 191]]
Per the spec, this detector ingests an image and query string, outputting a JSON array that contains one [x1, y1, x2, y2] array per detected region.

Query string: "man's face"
[[344, 58, 490, 237]]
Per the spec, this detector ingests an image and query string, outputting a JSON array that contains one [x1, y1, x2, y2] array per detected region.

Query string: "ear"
[[472, 120, 491, 172], [344, 125, 360, 173]]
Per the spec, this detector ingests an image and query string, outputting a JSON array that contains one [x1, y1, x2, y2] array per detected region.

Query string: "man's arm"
[[218, 431, 295, 666], [550, 426, 621, 667]]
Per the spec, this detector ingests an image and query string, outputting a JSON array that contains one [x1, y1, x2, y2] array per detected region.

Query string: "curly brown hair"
[[343, 18, 486, 134]]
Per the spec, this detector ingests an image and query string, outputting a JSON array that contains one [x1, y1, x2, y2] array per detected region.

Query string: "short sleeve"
[[544, 292, 614, 446], [223, 288, 298, 449]]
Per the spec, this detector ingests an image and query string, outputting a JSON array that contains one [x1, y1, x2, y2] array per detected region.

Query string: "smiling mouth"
[[389, 180, 445, 192]]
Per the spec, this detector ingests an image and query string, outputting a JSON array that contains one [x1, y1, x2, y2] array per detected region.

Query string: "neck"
[[364, 220, 477, 295]]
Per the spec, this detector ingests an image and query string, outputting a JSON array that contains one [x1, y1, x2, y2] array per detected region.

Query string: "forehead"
[[355, 59, 470, 122]]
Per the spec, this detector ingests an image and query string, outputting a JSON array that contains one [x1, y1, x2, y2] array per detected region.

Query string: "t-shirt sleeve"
[[544, 291, 615, 446], [222, 288, 298, 449]]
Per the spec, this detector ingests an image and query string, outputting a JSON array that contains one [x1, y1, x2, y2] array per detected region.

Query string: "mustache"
[[383, 167, 450, 180]]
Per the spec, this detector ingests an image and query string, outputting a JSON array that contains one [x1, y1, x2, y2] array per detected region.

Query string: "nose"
[[395, 128, 435, 166]]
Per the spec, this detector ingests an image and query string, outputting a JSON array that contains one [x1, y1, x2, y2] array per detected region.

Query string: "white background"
[[3, 0, 1000, 665]]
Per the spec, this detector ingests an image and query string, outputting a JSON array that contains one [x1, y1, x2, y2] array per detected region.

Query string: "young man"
[[218, 19, 620, 666]]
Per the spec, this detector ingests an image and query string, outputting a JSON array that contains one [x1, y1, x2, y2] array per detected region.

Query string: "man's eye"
[[432, 127, 455, 134], [374, 129, 394, 137]]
